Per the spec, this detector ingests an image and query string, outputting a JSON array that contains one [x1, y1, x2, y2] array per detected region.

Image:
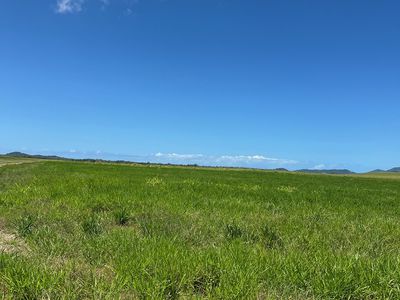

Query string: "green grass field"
[[357, 173, 400, 180], [1, 160, 400, 299], [0, 157, 40, 167]]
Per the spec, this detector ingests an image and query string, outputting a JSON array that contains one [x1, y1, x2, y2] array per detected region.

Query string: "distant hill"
[[296, 169, 355, 175], [368, 167, 400, 173], [369, 169, 387, 173], [3, 152, 32, 157], [2, 152, 399, 175], [2, 152, 64, 160]]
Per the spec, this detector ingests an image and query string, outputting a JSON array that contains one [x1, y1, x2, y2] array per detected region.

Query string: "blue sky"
[[1, 0, 399, 171]]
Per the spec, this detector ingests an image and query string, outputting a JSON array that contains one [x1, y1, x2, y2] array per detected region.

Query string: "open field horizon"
[[2, 154, 400, 178], [2, 0, 400, 298], [1, 158, 400, 298]]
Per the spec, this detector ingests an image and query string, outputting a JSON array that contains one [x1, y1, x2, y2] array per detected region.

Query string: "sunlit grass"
[[0, 161, 400, 298]]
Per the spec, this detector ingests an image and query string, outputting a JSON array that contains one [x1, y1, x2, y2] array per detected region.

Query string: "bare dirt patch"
[[0, 230, 28, 254]]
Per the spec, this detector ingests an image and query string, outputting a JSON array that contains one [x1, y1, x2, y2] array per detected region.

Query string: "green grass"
[[0, 157, 40, 167], [0, 161, 400, 299], [357, 172, 400, 180]]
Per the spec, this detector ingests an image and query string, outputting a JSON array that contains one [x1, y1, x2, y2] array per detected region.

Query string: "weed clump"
[[261, 225, 283, 249], [277, 185, 297, 193], [114, 207, 130, 226], [16, 215, 35, 237], [82, 214, 103, 235], [163, 276, 181, 299], [146, 176, 165, 186], [192, 269, 220, 295], [90, 202, 110, 213], [225, 223, 243, 240]]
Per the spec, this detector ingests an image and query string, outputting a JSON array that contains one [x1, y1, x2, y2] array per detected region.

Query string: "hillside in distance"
[[295, 169, 355, 175], [1, 152, 399, 174], [2, 151, 64, 160]]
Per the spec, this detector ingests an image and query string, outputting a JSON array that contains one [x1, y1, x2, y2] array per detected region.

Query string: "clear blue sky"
[[1, 0, 399, 171]]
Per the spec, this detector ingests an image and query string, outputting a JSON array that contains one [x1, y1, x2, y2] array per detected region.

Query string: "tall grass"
[[0, 161, 400, 298]]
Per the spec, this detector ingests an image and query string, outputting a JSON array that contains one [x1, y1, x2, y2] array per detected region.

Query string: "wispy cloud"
[[214, 155, 297, 164], [155, 152, 204, 159], [4, 148, 373, 172], [150, 152, 298, 167], [124, 8, 133, 16], [100, 0, 109, 10], [45, 149, 297, 168], [54, 0, 138, 14], [313, 164, 326, 170], [56, 0, 84, 14], [25, 149, 299, 169]]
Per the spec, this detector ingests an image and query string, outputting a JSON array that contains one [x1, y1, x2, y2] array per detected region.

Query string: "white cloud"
[[36, 149, 299, 169], [124, 8, 133, 15], [99, 0, 109, 10], [54, 0, 139, 14], [313, 164, 326, 170], [217, 155, 297, 165], [151, 153, 297, 166], [216, 155, 292, 163], [155, 152, 204, 159], [56, 0, 84, 14]]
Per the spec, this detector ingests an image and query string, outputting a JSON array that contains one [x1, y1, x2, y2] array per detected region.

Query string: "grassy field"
[[0, 157, 40, 167], [0, 160, 400, 299], [357, 172, 400, 180]]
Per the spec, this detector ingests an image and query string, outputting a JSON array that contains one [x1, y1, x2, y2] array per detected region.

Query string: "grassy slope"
[[0, 161, 400, 299], [357, 172, 400, 180], [0, 157, 41, 167]]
